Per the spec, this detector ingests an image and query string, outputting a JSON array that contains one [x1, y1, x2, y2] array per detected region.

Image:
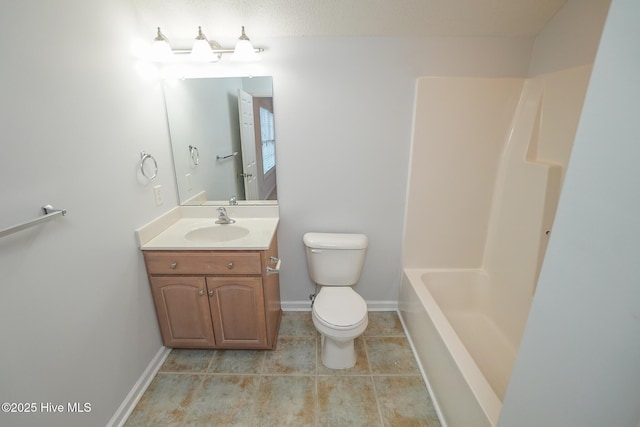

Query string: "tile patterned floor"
[[125, 311, 442, 427]]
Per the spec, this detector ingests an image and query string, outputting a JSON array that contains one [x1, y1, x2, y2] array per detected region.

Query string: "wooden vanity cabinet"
[[143, 234, 281, 350], [146, 276, 216, 348]]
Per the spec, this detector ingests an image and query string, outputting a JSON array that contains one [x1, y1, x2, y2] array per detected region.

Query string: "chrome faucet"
[[215, 207, 235, 224], [229, 196, 238, 206]]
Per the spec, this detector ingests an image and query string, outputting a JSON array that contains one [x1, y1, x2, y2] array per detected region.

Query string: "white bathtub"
[[400, 71, 590, 427], [399, 268, 518, 427]]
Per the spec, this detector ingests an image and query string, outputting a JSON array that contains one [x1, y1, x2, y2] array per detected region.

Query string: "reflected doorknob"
[[239, 173, 253, 178]]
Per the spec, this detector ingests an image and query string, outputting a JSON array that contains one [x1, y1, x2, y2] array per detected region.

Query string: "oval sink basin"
[[184, 225, 250, 242]]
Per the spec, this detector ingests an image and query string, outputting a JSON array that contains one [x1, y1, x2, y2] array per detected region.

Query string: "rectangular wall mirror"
[[163, 76, 277, 205]]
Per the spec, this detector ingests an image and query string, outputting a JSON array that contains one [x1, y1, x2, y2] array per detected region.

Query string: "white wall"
[[528, 0, 611, 76], [264, 36, 534, 308], [499, 1, 640, 425], [0, 2, 535, 426], [131, 34, 534, 309], [0, 1, 173, 426]]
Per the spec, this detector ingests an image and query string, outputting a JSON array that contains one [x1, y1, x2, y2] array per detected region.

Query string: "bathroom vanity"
[[136, 206, 281, 350]]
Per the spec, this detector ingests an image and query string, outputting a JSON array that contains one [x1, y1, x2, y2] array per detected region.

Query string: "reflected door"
[[238, 89, 259, 199]]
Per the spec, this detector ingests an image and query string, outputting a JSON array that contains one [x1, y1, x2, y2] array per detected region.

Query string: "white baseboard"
[[281, 301, 312, 311], [281, 300, 398, 312], [366, 300, 399, 311], [107, 346, 171, 427]]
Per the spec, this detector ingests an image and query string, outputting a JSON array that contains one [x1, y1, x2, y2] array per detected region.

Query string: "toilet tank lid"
[[303, 232, 368, 249]]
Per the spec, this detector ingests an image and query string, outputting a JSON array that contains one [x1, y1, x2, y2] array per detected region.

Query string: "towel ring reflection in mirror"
[[189, 145, 200, 167], [139, 151, 158, 180]]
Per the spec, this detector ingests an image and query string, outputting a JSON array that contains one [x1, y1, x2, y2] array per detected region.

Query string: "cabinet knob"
[[227, 262, 234, 269], [170, 262, 177, 269], [208, 290, 214, 296], [198, 289, 204, 296]]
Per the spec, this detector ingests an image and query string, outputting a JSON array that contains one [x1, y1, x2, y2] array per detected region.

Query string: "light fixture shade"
[[190, 26, 216, 62], [150, 27, 173, 62], [232, 26, 259, 61]]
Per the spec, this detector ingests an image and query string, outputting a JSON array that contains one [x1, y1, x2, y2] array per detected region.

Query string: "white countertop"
[[136, 205, 279, 250]]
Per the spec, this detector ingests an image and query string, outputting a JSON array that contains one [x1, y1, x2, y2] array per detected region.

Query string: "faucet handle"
[[215, 206, 235, 224], [229, 196, 238, 206]]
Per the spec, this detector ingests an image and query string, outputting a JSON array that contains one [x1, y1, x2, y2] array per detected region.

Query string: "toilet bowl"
[[312, 287, 368, 369], [303, 232, 369, 369]]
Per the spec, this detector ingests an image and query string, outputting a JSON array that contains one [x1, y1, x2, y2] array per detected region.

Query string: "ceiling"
[[132, 0, 567, 43]]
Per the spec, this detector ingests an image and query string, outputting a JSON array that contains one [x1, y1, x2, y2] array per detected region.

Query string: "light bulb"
[[150, 27, 173, 62], [190, 26, 215, 62], [232, 26, 259, 61]]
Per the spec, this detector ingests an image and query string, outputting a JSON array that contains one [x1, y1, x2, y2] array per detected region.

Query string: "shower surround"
[[399, 67, 592, 427]]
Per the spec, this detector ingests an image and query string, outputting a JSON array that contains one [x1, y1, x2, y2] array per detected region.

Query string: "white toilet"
[[303, 232, 369, 369]]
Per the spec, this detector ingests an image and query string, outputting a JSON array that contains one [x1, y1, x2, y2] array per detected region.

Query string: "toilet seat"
[[313, 287, 367, 330]]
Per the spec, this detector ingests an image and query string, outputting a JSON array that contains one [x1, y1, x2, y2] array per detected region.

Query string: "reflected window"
[[259, 107, 275, 175]]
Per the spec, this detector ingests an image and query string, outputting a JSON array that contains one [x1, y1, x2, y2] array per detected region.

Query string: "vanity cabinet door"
[[206, 276, 267, 349], [149, 276, 216, 348]]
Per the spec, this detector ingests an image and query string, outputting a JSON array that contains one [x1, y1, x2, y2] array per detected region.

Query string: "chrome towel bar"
[[0, 205, 67, 239], [216, 152, 238, 160]]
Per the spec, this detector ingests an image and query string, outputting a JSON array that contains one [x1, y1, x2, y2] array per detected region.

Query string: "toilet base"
[[320, 335, 356, 369]]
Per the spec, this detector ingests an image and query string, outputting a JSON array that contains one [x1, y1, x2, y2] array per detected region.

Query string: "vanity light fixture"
[[149, 26, 263, 63], [150, 27, 173, 62], [232, 26, 260, 61], [190, 26, 220, 62]]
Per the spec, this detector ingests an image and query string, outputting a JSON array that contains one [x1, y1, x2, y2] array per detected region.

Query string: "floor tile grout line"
[[364, 337, 386, 427], [315, 333, 319, 376], [156, 371, 423, 378], [131, 312, 434, 426], [249, 369, 264, 427], [177, 372, 208, 427], [314, 374, 319, 427], [205, 349, 217, 373], [370, 374, 387, 427], [259, 347, 267, 374], [315, 333, 319, 427]]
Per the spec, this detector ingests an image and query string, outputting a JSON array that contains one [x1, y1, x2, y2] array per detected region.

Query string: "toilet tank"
[[303, 233, 368, 286]]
